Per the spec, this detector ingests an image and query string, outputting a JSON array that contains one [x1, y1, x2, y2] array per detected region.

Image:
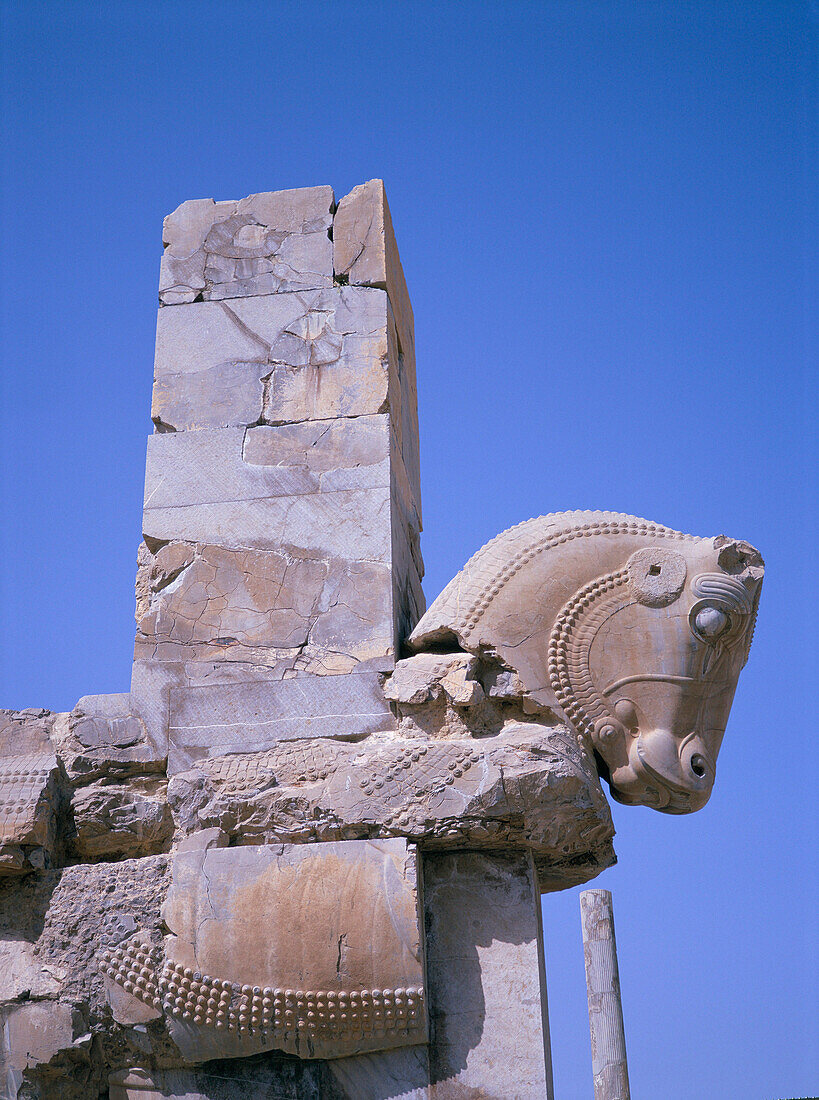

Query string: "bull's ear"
[[714, 536, 764, 573]]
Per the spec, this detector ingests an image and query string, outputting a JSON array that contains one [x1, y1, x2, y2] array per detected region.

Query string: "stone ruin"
[[0, 181, 764, 1099]]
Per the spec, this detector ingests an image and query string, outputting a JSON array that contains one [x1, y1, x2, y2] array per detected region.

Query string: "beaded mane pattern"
[[410, 510, 763, 814]]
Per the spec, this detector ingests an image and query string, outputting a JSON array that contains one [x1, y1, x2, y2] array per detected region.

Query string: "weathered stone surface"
[[145, 418, 389, 510], [386, 651, 555, 740], [159, 187, 334, 305], [167, 719, 614, 882], [0, 715, 64, 877], [384, 652, 484, 707], [51, 695, 165, 786], [95, 840, 427, 1064], [0, 940, 64, 1002], [0, 1001, 88, 1099], [134, 540, 394, 672], [410, 511, 764, 814], [333, 180, 415, 384], [71, 782, 172, 860], [0, 752, 62, 876], [142, 424, 393, 559], [423, 851, 554, 1099], [0, 709, 54, 757], [152, 287, 393, 431], [331, 181, 424, 524], [0, 856, 169, 1097], [165, 671, 395, 773]]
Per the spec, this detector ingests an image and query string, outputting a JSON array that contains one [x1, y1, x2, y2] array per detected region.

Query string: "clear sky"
[[0, 2, 816, 1097]]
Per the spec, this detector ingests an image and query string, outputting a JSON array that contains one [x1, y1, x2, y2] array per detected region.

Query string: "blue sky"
[[0, 2, 816, 1097]]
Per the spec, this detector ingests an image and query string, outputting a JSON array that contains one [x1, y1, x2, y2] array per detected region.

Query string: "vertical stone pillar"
[[580, 889, 631, 1100], [131, 181, 424, 772], [422, 851, 555, 1100]]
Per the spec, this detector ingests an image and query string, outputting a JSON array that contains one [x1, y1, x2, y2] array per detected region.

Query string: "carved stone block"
[[0, 753, 62, 875], [159, 187, 334, 305], [152, 287, 395, 431], [97, 840, 427, 1064], [410, 511, 763, 814], [165, 670, 395, 773]]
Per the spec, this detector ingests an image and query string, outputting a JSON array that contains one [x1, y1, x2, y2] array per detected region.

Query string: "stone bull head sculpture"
[[408, 511, 763, 814]]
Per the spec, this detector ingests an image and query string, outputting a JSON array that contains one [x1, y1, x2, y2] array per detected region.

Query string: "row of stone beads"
[[161, 963, 234, 1027], [547, 570, 628, 754], [159, 965, 423, 1035], [100, 942, 161, 1008]]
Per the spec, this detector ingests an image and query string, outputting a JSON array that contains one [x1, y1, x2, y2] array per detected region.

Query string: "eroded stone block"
[[134, 540, 394, 672], [166, 720, 615, 880], [0, 856, 169, 1095], [71, 782, 172, 861], [0, 709, 54, 757], [0, 752, 62, 876], [96, 840, 427, 1064], [166, 671, 395, 772], [152, 287, 392, 431], [159, 187, 334, 305], [50, 695, 165, 786], [0, 1001, 86, 1097], [333, 180, 414, 372], [142, 423, 393, 559]]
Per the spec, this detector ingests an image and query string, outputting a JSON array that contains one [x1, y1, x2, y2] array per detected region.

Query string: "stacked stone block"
[[133, 181, 424, 772]]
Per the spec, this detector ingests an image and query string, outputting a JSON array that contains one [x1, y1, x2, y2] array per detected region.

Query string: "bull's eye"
[[693, 606, 730, 641]]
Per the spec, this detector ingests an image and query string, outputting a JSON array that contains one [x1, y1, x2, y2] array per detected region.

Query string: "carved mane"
[[409, 510, 700, 651]]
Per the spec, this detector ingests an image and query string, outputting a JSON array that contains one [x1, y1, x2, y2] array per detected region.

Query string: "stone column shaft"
[[580, 888, 631, 1100]]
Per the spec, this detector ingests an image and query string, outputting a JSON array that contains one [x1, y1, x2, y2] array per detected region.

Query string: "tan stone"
[[71, 782, 172, 860], [333, 182, 421, 512], [0, 940, 64, 1002], [164, 670, 395, 772], [51, 695, 164, 785], [0, 750, 62, 876], [167, 719, 614, 882], [423, 851, 554, 1099], [142, 423, 393, 559], [0, 1001, 84, 1092], [111, 839, 428, 1062], [383, 652, 483, 707], [410, 510, 764, 814]]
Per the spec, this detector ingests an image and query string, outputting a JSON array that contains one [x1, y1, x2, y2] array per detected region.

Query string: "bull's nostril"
[[690, 754, 707, 778]]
